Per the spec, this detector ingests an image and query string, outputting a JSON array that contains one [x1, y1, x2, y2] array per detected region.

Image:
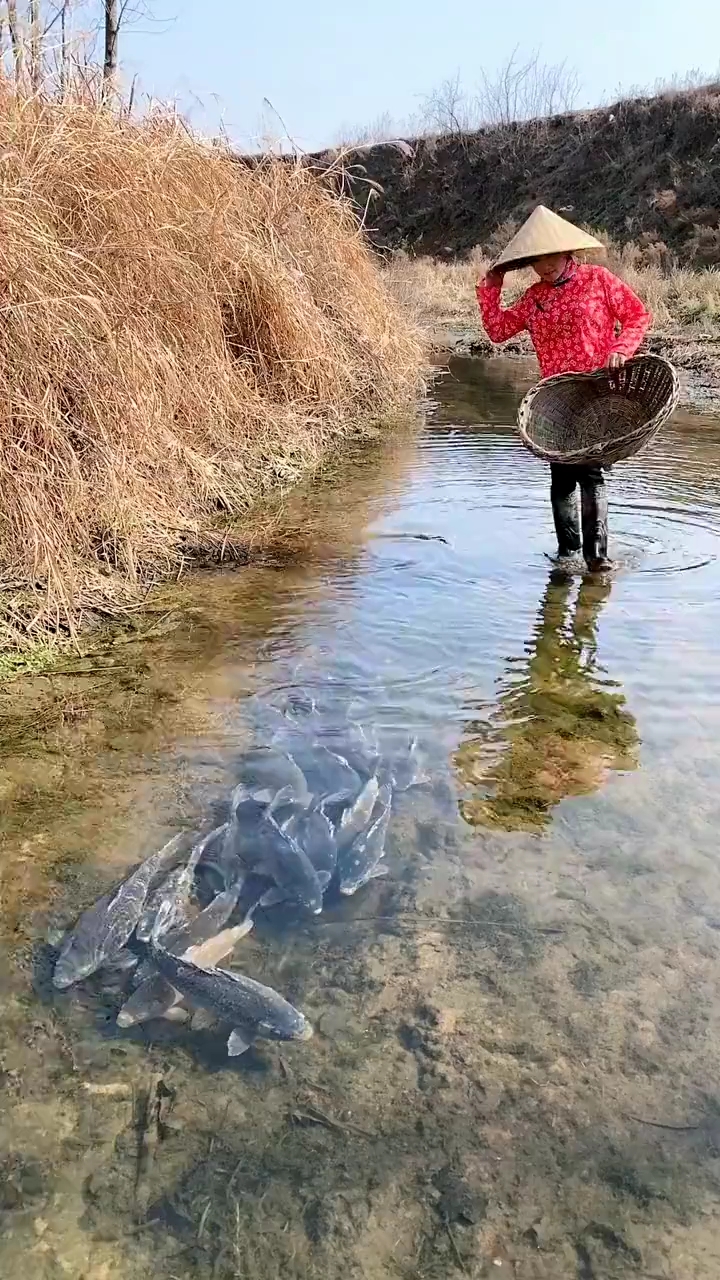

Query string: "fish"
[[332, 742, 381, 784], [116, 972, 181, 1027], [220, 786, 287, 875], [234, 871, 283, 919], [117, 919, 254, 1028], [277, 689, 318, 720], [390, 736, 430, 791], [194, 822, 246, 899], [137, 825, 225, 947], [53, 833, 190, 989], [189, 1007, 217, 1031], [160, 880, 246, 954], [338, 783, 392, 896], [235, 748, 310, 806], [150, 905, 313, 1052], [253, 787, 326, 913], [336, 774, 380, 852], [100, 948, 140, 975], [243, 695, 291, 738], [160, 827, 220, 929], [136, 828, 223, 944], [284, 804, 337, 882], [290, 744, 361, 804], [136, 866, 188, 943], [130, 956, 157, 989]]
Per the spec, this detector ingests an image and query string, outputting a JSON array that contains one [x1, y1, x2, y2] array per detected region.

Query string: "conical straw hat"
[[494, 206, 604, 271]]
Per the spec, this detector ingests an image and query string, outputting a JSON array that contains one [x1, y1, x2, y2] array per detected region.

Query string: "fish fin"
[[186, 826, 221, 877], [323, 788, 352, 805], [267, 784, 295, 820], [227, 1028, 252, 1056], [235, 914, 255, 938], [258, 886, 288, 910], [316, 871, 333, 888], [150, 897, 176, 946], [368, 864, 389, 880], [162, 1006, 190, 1024], [230, 783, 251, 813], [189, 1007, 217, 1031], [183, 918, 253, 965], [134, 919, 153, 944], [102, 948, 139, 973]]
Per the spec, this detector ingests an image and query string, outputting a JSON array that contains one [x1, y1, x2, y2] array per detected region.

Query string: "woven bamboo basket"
[[517, 354, 679, 467]]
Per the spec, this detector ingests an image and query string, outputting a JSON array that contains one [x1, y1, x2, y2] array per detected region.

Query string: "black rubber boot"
[[551, 492, 581, 558], [581, 481, 610, 571]]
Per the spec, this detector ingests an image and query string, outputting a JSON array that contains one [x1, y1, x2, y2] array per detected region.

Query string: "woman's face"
[[532, 253, 570, 283]]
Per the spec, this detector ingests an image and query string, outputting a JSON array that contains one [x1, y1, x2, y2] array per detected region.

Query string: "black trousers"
[[550, 464, 608, 563]]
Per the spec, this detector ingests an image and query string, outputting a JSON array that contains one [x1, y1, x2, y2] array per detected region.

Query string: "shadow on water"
[[6, 358, 720, 1277], [456, 567, 639, 831]]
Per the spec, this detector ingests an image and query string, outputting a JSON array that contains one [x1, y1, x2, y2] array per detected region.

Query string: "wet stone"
[[303, 1194, 338, 1244], [431, 1165, 487, 1225], [0, 1155, 47, 1212]]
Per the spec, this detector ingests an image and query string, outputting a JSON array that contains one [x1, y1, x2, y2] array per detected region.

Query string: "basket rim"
[[516, 354, 680, 464]]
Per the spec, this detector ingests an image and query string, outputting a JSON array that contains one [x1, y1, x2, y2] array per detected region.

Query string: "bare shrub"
[[417, 50, 581, 138], [477, 48, 580, 126], [334, 111, 401, 148], [418, 72, 480, 135]]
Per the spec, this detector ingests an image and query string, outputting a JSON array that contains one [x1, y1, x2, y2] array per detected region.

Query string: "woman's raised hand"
[[482, 267, 506, 288]]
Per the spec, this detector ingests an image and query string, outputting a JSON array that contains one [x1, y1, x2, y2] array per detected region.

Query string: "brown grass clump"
[[0, 87, 423, 647]]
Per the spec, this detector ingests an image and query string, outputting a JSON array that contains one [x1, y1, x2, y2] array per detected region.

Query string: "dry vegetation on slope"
[[0, 87, 423, 649], [329, 86, 720, 267]]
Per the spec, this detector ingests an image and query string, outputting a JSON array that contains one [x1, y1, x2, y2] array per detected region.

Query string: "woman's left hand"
[[606, 353, 626, 369]]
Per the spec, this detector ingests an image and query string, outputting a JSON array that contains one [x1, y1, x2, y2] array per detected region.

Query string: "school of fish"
[[52, 688, 430, 1057]]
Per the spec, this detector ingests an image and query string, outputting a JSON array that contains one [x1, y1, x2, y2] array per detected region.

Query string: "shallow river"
[[3, 357, 720, 1279]]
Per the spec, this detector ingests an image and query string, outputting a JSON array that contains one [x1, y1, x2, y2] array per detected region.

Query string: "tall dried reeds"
[[0, 86, 423, 646]]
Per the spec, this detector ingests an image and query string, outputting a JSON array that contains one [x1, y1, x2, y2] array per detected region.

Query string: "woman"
[[476, 206, 652, 571]]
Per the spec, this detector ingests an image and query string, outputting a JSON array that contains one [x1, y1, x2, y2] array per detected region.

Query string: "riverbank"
[[385, 248, 720, 412], [0, 89, 423, 655]]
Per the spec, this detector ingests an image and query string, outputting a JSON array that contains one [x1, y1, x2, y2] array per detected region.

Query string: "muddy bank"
[[428, 323, 720, 414]]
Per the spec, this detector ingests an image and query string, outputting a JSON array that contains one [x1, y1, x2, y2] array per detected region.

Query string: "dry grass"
[[385, 244, 720, 337], [0, 86, 423, 649]]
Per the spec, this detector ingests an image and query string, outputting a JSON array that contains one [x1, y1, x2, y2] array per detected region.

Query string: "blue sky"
[[122, 0, 720, 151]]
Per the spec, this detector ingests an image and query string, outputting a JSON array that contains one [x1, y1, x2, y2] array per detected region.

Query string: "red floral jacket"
[[476, 261, 651, 378]]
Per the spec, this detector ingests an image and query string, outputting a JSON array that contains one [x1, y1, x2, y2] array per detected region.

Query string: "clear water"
[[3, 357, 720, 1278]]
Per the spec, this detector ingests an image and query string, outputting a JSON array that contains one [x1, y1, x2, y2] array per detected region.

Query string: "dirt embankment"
[[320, 87, 720, 267]]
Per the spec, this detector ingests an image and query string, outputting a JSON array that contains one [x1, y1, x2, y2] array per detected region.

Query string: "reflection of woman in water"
[[455, 569, 639, 831]]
